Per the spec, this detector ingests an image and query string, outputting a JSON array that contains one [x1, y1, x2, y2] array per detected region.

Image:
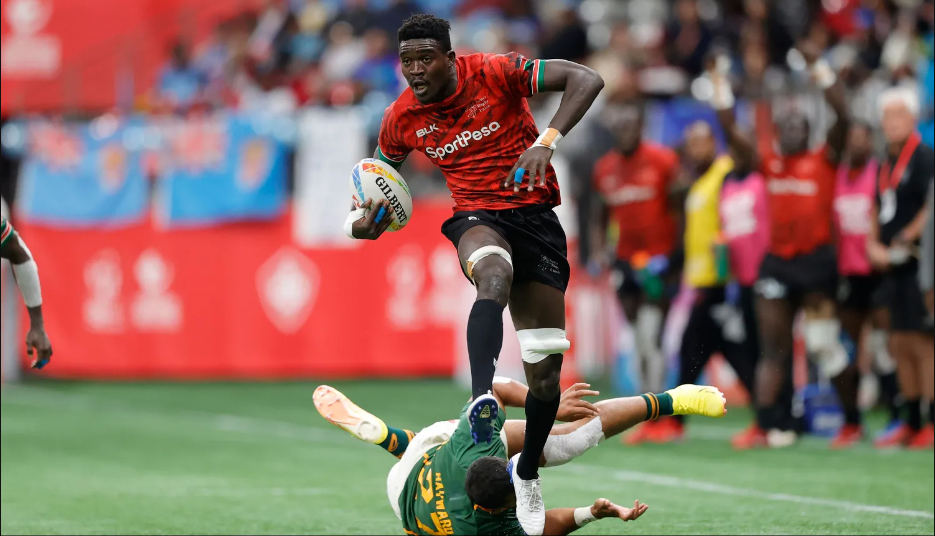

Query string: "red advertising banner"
[[19, 202, 465, 379], [1, 0, 258, 114]]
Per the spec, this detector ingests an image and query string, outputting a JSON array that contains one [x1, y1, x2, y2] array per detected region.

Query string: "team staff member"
[[648, 121, 759, 444], [591, 103, 683, 445], [708, 43, 852, 449], [923, 182, 933, 319], [869, 87, 934, 450], [831, 122, 891, 448]]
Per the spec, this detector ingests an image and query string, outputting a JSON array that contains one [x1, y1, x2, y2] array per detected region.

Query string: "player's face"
[[847, 125, 872, 163], [615, 108, 643, 154], [777, 113, 810, 155], [881, 103, 916, 145], [685, 127, 717, 170], [399, 39, 455, 104]]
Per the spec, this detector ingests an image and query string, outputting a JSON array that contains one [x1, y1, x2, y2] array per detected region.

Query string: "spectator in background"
[[157, 42, 205, 112], [320, 21, 367, 84], [328, 0, 375, 37], [539, 3, 590, 63], [374, 0, 420, 37], [665, 0, 713, 78], [353, 29, 402, 98]]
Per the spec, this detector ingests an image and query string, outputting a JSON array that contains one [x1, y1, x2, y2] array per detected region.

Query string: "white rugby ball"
[[350, 158, 413, 232]]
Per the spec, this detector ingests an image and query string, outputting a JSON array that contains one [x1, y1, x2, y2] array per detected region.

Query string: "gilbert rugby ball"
[[349, 158, 413, 232]]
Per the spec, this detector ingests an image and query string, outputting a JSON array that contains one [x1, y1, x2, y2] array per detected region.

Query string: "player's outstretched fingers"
[[535, 161, 548, 189]]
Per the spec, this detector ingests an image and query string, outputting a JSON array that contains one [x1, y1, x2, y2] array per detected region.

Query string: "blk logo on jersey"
[[425, 121, 501, 160], [416, 124, 439, 138]]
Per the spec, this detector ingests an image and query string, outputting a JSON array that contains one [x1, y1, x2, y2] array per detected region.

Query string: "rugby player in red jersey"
[[343, 14, 605, 534], [708, 43, 854, 449], [590, 103, 683, 445]]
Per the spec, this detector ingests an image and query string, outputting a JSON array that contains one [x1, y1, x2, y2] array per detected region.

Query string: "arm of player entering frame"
[[537, 60, 605, 137]]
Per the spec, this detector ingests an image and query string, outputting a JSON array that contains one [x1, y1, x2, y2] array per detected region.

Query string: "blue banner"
[[18, 118, 149, 227], [157, 115, 288, 227]]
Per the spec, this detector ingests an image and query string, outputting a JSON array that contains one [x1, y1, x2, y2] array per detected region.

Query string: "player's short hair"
[[398, 14, 452, 52], [878, 85, 920, 119], [465, 457, 514, 510]]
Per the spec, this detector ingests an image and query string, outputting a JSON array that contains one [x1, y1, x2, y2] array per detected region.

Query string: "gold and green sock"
[[377, 426, 415, 459], [640, 392, 675, 421]]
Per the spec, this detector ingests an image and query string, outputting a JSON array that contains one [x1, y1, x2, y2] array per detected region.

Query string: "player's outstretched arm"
[[0, 222, 52, 369], [796, 41, 850, 161], [543, 499, 649, 536], [492, 377, 600, 422], [705, 55, 757, 173], [506, 60, 604, 191]]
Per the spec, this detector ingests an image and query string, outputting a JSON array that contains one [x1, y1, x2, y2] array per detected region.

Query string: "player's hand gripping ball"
[[349, 158, 414, 235]]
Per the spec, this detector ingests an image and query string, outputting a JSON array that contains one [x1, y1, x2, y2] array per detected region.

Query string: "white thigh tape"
[[517, 328, 570, 364]]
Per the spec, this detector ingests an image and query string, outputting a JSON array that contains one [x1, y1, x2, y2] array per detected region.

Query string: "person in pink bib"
[[832, 122, 898, 448]]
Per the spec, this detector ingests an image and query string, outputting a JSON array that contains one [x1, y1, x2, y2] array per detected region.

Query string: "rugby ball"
[[349, 158, 413, 232]]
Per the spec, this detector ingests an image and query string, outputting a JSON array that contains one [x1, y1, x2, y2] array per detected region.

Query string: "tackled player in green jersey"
[[314, 380, 727, 535]]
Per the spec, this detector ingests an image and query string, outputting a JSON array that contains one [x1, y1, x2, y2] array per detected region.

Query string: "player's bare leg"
[[313, 385, 415, 459], [457, 226, 514, 444], [744, 295, 796, 449], [503, 386, 727, 463], [801, 294, 862, 448], [507, 279, 569, 535], [907, 332, 934, 449]]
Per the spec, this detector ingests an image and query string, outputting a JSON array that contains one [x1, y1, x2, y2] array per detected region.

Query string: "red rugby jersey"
[[377, 52, 561, 212], [760, 146, 836, 259], [592, 143, 680, 261]]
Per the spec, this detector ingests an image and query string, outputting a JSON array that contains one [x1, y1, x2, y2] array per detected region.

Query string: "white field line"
[[4, 386, 934, 520], [558, 465, 935, 520]]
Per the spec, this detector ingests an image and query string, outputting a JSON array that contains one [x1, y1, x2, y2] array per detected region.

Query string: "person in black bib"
[[868, 86, 935, 450]]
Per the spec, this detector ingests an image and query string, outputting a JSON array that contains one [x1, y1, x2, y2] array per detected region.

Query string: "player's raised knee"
[[468, 245, 513, 304]]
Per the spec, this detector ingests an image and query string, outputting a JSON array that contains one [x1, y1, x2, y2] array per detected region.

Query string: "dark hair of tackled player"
[[464, 457, 517, 512], [397, 14, 458, 104]]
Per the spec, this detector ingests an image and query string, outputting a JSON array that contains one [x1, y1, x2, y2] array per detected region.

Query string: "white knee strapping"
[[805, 319, 849, 378], [868, 330, 896, 375], [542, 417, 605, 468], [517, 328, 570, 364], [466, 246, 512, 282]]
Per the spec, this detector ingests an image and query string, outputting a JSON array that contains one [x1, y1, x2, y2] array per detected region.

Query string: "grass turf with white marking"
[[2, 381, 932, 535]]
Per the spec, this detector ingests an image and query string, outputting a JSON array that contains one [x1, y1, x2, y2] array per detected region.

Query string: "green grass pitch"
[[2, 380, 933, 535]]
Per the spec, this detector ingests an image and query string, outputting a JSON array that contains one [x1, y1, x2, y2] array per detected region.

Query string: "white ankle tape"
[[517, 328, 570, 364]]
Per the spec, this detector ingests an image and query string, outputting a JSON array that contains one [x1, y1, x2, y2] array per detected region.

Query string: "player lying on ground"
[[0, 215, 52, 369], [313, 381, 726, 535]]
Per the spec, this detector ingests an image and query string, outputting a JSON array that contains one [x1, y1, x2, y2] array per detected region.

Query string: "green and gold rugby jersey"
[[0, 216, 12, 248], [399, 402, 524, 536]]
